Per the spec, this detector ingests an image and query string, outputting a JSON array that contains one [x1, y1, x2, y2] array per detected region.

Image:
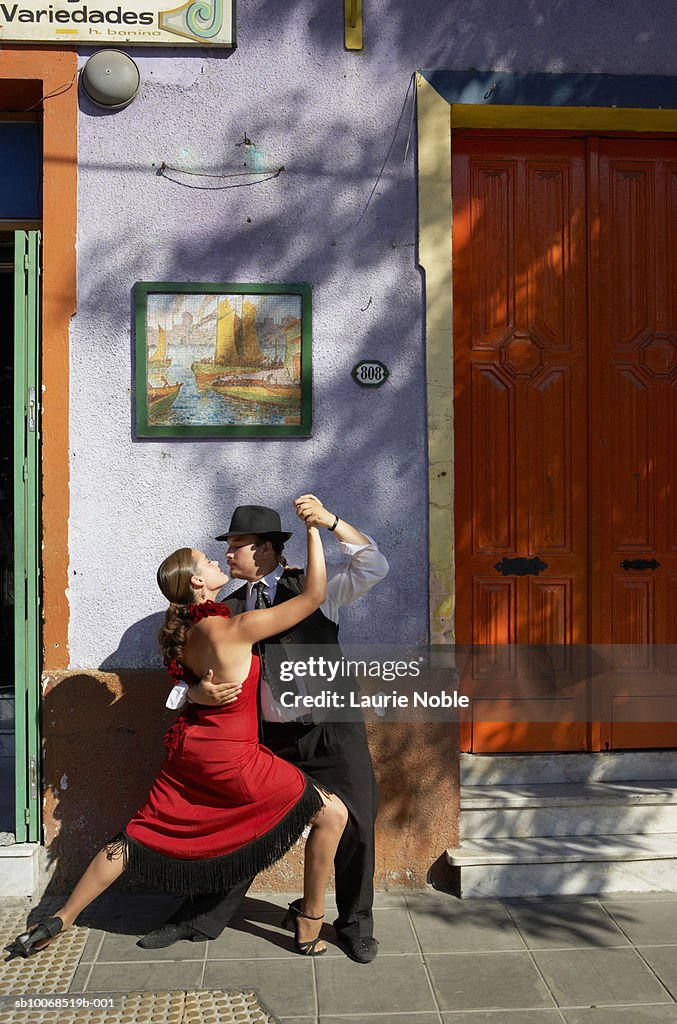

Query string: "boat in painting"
[[148, 380, 182, 420], [148, 325, 172, 371], [207, 314, 302, 417], [191, 299, 266, 389], [210, 367, 301, 409]]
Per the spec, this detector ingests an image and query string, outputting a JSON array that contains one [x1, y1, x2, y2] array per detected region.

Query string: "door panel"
[[470, 365, 514, 553], [455, 134, 677, 752], [453, 135, 589, 752], [591, 140, 677, 749], [529, 370, 571, 554], [13, 230, 41, 841]]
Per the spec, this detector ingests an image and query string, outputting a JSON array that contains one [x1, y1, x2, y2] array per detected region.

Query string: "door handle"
[[494, 556, 548, 577], [28, 387, 36, 432], [619, 559, 660, 571]]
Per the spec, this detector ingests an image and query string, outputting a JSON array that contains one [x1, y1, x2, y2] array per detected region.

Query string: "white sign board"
[[0, 0, 235, 46]]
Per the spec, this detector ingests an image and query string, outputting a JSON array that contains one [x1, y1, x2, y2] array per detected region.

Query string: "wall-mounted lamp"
[[81, 50, 141, 110], [344, 0, 363, 51]]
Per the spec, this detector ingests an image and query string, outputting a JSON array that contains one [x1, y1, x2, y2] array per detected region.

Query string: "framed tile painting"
[[134, 282, 312, 437]]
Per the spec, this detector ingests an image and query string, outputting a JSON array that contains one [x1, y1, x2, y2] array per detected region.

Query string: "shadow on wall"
[[98, 613, 165, 670], [57, 0, 677, 902], [70, 0, 677, 660], [295, 0, 677, 75], [39, 665, 460, 894], [40, 668, 175, 890]]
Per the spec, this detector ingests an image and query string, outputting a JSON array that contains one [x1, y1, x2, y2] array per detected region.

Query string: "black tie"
[[254, 580, 299, 703]]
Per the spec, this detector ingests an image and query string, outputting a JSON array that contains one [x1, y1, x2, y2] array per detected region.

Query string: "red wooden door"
[[453, 134, 590, 752], [453, 132, 677, 753], [590, 139, 677, 750]]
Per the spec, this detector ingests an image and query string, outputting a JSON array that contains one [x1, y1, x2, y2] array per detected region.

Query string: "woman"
[[14, 518, 347, 958]]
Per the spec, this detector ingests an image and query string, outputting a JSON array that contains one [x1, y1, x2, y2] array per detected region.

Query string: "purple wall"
[[69, 0, 677, 667]]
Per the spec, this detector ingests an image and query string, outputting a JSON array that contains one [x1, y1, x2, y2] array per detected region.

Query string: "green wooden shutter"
[[14, 231, 41, 844]]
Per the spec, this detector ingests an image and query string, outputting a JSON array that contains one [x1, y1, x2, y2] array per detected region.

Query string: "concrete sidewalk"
[[3, 888, 677, 1023]]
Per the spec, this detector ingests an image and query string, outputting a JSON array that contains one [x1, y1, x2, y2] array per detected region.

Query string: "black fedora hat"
[[215, 505, 292, 542]]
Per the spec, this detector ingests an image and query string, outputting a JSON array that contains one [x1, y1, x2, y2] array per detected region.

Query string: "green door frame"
[[14, 230, 41, 843]]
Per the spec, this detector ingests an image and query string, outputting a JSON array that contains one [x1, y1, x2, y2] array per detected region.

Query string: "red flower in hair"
[[167, 659, 184, 683], [187, 600, 232, 623]]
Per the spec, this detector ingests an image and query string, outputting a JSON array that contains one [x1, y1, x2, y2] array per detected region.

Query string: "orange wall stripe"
[[2, 46, 77, 670]]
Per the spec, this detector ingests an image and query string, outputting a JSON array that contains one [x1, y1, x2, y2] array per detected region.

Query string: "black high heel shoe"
[[281, 899, 326, 956], [13, 916, 64, 957]]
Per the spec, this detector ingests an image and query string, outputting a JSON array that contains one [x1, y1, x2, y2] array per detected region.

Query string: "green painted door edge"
[[13, 230, 41, 844]]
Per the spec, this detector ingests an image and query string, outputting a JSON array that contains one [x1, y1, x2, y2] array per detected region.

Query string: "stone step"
[[460, 751, 677, 786], [461, 780, 677, 838], [447, 833, 677, 898], [0, 843, 39, 897]]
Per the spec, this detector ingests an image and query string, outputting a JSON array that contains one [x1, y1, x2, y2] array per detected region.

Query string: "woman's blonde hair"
[[157, 547, 198, 665]]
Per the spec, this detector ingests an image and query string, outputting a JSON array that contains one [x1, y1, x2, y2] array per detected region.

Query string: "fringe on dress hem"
[[104, 777, 325, 897]]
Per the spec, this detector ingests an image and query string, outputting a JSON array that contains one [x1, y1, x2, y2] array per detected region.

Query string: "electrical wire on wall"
[[353, 70, 416, 229], [157, 163, 285, 190], [22, 72, 78, 112]]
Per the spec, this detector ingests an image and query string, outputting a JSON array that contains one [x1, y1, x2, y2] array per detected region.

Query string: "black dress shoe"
[[336, 934, 379, 963], [136, 921, 208, 949]]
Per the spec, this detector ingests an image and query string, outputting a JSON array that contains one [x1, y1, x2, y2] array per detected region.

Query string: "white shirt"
[[166, 536, 389, 716]]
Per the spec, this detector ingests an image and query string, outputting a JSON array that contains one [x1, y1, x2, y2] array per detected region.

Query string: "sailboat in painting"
[[191, 299, 265, 389], [210, 316, 301, 414], [192, 298, 301, 416], [148, 325, 172, 370]]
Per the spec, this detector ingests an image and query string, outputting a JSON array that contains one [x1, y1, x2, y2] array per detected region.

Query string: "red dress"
[[111, 628, 323, 895]]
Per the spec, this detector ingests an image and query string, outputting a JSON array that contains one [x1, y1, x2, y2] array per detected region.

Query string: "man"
[[139, 495, 389, 963]]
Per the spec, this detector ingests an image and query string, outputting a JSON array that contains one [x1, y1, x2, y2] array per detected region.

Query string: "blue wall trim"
[[0, 122, 42, 219], [420, 70, 677, 109]]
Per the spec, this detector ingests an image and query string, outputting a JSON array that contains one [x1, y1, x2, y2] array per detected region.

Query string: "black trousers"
[[169, 719, 379, 941]]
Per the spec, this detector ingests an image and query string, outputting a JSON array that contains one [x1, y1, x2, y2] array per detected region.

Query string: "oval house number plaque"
[[351, 360, 389, 388]]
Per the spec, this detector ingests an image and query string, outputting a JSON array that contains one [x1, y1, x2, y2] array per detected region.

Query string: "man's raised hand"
[[294, 494, 336, 530]]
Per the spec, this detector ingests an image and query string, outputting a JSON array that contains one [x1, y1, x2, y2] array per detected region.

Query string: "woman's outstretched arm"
[[230, 525, 326, 646]]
